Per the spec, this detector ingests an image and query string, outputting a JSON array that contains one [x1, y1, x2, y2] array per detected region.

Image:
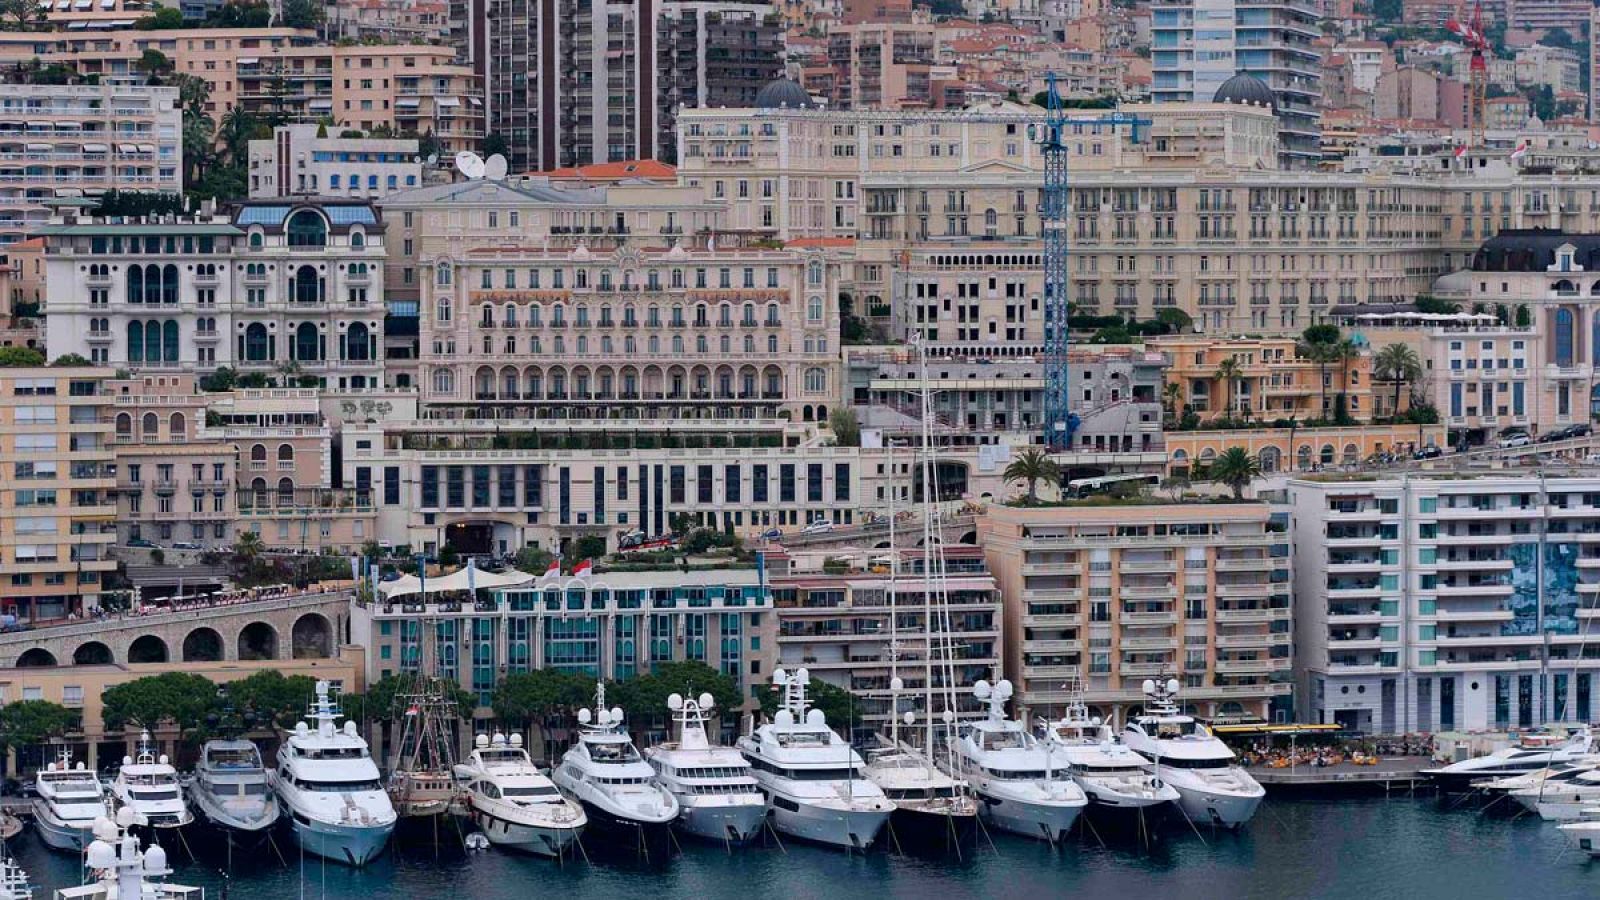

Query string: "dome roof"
[[1213, 73, 1276, 111], [755, 78, 816, 109]]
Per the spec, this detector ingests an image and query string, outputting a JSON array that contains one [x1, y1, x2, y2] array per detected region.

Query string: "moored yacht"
[[1556, 806, 1600, 858], [945, 679, 1086, 842], [272, 680, 396, 866], [110, 731, 193, 831], [551, 684, 679, 859], [1044, 694, 1178, 822], [737, 668, 893, 850], [1512, 766, 1600, 821], [863, 742, 977, 849], [454, 732, 585, 857], [32, 749, 108, 852], [644, 693, 766, 845], [1120, 679, 1264, 828], [190, 739, 279, 840], [1423, 725, 1594, 792], [60, 808, 203, 900]]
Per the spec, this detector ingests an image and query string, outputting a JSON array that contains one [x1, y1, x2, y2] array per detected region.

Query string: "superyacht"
[[1120, 678, 1264, 828], [737, 668, 894, 850], [1043, 687, 1179, 822], [945, 678, 1087, 842], [454, 732, 585, 857], [551, 684, 679, 859], [32, 749, 108, 852], [272, 680, 397, 866], [110, 731, 193, 830], [644, 693, 766, 845], [190, 739, 280, 841], [1423, 725, 1594, 792]]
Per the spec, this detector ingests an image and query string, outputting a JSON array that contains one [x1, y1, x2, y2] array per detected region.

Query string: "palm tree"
[[1210, 447, 1262, 501], [1373, 343, 1422, 422], [1003, 447, 1061, 505], [1162, 382, 1183, 421], [1299, 341, 1337, 420], [232, 531, 264, 565], [1214, 356, 1243, 419]]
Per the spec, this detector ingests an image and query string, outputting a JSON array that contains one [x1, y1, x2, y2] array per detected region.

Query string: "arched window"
[[436, 261, 452, 285], [169, 412, 185, 438], [807, 295, 823, 321], [804, 367, 826, 392], [162, 320, 178, 362], [293, 265, 321, 304], [250, 444, 267, 464], [766, 303, 780, 326], [244, 323, 270, 361], [161, 264, 179, 304], [142, 412, 159, 437], [126, 264, 144, 304], [1556, 307, 1575, 366], [143, 319, 161, 362], [277, 477, 295, 503], [248, 231, 263, 248], [768, 335, 778, 353], [115, 413, 132, 438], [432, 368, 454, 394], [286, 210, 328, 247], [350, 231, 365, 248], [277, 444, 294, 464], [294, 322, 320, 361], [127, 321, 144, 362], [672, 335, 684, 354], [807, 260, 823, 285], [345, 323, 370, 361]]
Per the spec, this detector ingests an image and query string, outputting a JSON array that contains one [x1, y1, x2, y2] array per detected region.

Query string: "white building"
[[40, 199, 390, 390], [1290, 474, 1600, 734], [247, 125, 423, 200], [0, 80, 181, 245]]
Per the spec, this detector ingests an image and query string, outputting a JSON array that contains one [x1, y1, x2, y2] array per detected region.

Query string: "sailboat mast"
[[887, 437, 900, 748]]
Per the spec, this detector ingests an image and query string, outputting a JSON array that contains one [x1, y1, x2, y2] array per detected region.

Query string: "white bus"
[[1064, 472, 1161, 500]]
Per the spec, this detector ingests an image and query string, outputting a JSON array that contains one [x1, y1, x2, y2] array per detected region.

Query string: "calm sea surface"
[[9, 796, 1596, 900]]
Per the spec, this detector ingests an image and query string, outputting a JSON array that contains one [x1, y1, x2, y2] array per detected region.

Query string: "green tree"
[[136, 48, 173, 80], [95, 190, 184, 217], [232, 530, 264, 566], [100, 673, 219, 732], [1002, 447, 1061, 504], [1374, 343, 1423, 421], [828, 407, 860, 446], [225, 670, 319, 728], [0, 700, 78, 751], [0, 346, 45, 367], [1155, 307, 1193, 333], [1214, 355, 1244, 419], [1297, 340, 1338, 420], [493, 669, 593, 758], [515, 546, 554, 572], [198, 366, 238, 392], [342, 674, 476, 724], [482, 132, 510, 159], [280, 0, 324, 29], [1516, 304, 1532, 327], [1210, 446, 1262, 501], [0, 0, 49, 31], [573, 534, 607, 561], [1301, 323, 1340, 346], [135, 6, 184, 29], [607, 662, 742, 730], [51, 354, 91, 367]]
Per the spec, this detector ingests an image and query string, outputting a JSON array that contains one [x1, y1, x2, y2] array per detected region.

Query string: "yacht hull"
[[1170, 784, 1263, 828], [1559, 822, 1600, 857], [974, 790, 1082, 843], [191, 792, 280, 839], [284, 813, 395, 866], [1526, 793, 1599, 822], [32, 805, 95, 853], [575, 798, 675, 859], [767, 798, 889, 850], [468, 805, 584, 857], [887, 805, 976, 851], [675, 802, 767, 844]]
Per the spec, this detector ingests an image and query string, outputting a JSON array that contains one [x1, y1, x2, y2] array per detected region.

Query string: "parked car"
[[1498, 432, 1532, 449], [1413, 445, 1443, 460], [171, 541, 202, 550], [801, 519, 835, 535], [126, 537, 157, 549], [759, 528, 782, 541]]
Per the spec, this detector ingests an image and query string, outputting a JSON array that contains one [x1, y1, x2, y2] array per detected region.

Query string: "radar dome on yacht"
[[116, 806, 137, 829], [86, 840, 115, 869], [1166, 679, 1180, 695], [892, 676, 905, 692], [668, 693, 684, 710], [903, 711, 915, 725], [774, 709, 795, 726], [698, 693, 714, 710], [76, 761, 86, 770], [1142, 680, 1156, 695], [122, 756, 133, 766], [344, 721, 358, 736], [296, 722, 309, 735], [773, 668, 789, 685], [578, 708, 592, 724], [475, 734, 489, 748], [45, 762, 55, 772], [509, 733, 523, 747], [610, 707, 624, 724], [92, 816, 117, 842], [491, 732, 506, 745], [144, 843, 169, 874], [972, 679, 991, 698], [806, 709, 826, 726], [795, 668, 811, 683], [158, 754, 169, 765], [996, 679, 1013, 698]]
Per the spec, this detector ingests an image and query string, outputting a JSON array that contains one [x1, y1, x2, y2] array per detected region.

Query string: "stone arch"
[[128, 634, 169, 664], [1259, 445, 1282, 473], [15, 648, 56, 667], [182, 627, 223, 662], [72, 641, 112, 665], [959, 530, 978, 545], [238, 621, 279, 660], [291, 612, 333, 659]]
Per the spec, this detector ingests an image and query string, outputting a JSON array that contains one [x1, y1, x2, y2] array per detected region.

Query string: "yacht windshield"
[[774, 730, 831, 748], [296, 778, 383, 792], [587, 743, 640, 763], [980, 731, 1027, 751], [129, 788, 180, 801], [1154, 720, 1200, 739], [207, 749, 260, 768], [305, 747, 368, 760], [502, 786, 560, 799]]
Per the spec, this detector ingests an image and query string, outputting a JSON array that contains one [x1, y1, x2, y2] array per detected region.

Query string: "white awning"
[[137, 143, 155, 153], [106, 17, 134, 25], [26, 143, 52, 151], [72, 0, 90, 8], [378, 566, 537, 599], [435, 97, 460, 107], [117, 143, 137, 153], [26, 121, 52, 128], [54, 188, 83, 196], [395, 98, 420, 108], [53, 121, 80, 129], [236, 57, 258, 65], [82, 142, 108, 152], [467, 97, 482, 106], [99, 0, 114, 7]]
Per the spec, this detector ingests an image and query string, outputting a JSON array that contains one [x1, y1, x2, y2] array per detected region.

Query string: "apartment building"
[[352, 568, 778, 709], [979, 502, 1293, 724], [1149, 0, 1323, 167], [770, 546, 1002, 730], [821, 22, 957, 110], [1290, 475, 1600, 734], [247, 124, 422, 199], [1155, 334, 1376, 424], [0, 81, 181, 245], [107, 372, 236, 548], [0, 366, 118, 623], [470, 0, 781, 171], [41, 199, 390, 390]]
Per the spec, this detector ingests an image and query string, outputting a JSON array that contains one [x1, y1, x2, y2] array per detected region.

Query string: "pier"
[[1251, 757, 1433, 792]]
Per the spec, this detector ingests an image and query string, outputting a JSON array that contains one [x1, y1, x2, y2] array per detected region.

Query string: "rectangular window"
[[384, 466, 400, 505], [807, 463, 823, 502], [697, 465, 713, 504], [753, 464, 768, 503], [779, 464, 795, 503], [725, 465, 740, 504], [669, 466, 686, 504]]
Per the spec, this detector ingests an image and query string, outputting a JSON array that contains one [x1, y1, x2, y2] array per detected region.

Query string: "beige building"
[[979, 502, 1292, 723], [0, 366, 118, 623], [107, 372, 236, 548], [247, 124, 422, 199], [1154, 334, 1376, 424]]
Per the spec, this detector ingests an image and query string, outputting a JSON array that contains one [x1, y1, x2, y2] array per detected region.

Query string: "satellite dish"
[[474, 734, 489, 748], [773, 668, 788, 686], [509, 733, 523, 747], [454, 151, 485, 179], [425, 153, 439, 167], [774, 709, 794, 726], [805, 708, 826, 726], [484, 154, 508, 181], [996, 679, 1013, 699], [1166, 678, 1181, 696]]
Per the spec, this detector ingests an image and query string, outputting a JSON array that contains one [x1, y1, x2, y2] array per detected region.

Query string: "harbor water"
[[7, 795, 1596, 900]]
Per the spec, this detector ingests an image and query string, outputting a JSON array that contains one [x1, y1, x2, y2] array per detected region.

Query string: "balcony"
[[1216, 607, 1290, 623]]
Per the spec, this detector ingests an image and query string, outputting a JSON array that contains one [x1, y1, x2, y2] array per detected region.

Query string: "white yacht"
[[644, 693, 766, 845], [59, 808, 203, 900], [863, 741, 977, 849], [190, 739, 279, 839], [32, 749, 108, 852], [272, 680, 397, 866], [1044, 696, 1179, 820], [454, 732, 585, 857], [1120, 679, 1264, 828], [110, 731, 193, 831], [1557, 806, 1600, 858], [737, 668, 893, 850], [551, 684, 679, 858], [0, 855, 29, 900], [1423, 725, 1594, 792], [945, 679, 1087, 842], [1512, 766, 1600, 821]]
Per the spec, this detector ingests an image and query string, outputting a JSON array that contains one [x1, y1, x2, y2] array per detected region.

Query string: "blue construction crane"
[[1030, 72, 1151, 450]]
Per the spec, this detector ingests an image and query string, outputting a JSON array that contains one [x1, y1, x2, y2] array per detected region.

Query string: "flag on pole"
[[1510, 141, 1528, 161], [1453, 145, 1467, 160], [544, 558, 561, 579], [572, 559, 593, 578]]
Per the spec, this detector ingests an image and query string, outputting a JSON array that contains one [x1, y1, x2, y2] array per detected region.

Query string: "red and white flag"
[[544, 559, 561, 579], [1510, 141, 1528, 161], [1453, 145, 1467, 160], [572, 559, 594, 578]]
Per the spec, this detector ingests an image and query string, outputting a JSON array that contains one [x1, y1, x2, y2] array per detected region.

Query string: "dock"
[[1252, 757, 1434, 792]]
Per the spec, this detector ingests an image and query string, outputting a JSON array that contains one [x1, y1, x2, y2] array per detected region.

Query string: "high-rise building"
[[1150, 0, 1323, 168]]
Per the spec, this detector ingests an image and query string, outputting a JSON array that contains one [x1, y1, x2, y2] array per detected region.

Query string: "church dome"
[[1213, 73, 1276, 111], [755, 78, 816, 110]]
